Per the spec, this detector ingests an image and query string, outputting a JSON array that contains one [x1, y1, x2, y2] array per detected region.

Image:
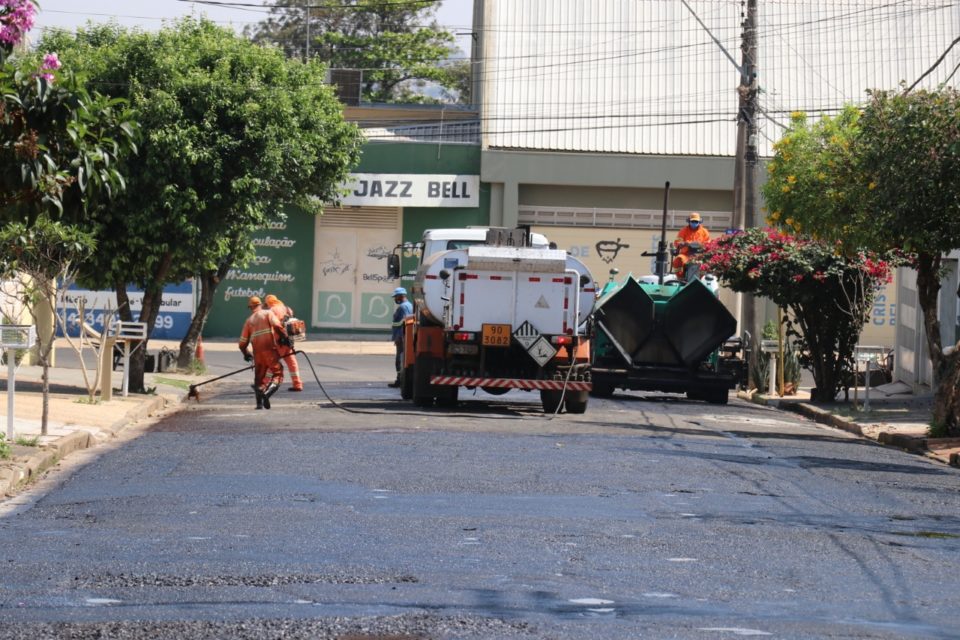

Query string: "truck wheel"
[[413, 355, 436, 407], [436, 385, 459, 408], [400, 365, 414, 400], [540, 389, 563, 414], [564, 390, 589, 414]]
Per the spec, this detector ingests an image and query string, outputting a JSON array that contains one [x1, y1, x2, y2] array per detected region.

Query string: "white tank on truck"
[[388, 227, 596, 414]]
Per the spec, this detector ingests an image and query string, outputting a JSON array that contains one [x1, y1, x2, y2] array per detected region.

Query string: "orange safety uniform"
[[265, 295, 302, 391], [239, 307, 285, 392], [672, 224, 711, 275]]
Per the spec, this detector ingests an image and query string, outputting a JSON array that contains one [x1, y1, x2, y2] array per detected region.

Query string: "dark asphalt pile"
[[0, 615, 536, 640]]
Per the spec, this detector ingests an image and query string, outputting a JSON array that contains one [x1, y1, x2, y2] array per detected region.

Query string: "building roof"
[[480, 0, 960, 157], [362, 120, 481, 144]]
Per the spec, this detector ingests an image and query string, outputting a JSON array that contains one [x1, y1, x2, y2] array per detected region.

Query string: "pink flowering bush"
[[0, 1, 137, 221], [0, 0, 35, 51], [701, 227, 905, 402], [38, 51, 60, 82]]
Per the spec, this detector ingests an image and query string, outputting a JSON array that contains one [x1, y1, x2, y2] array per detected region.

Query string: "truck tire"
[[564, 390, 589, 414], [413, 355, 436, 407], [400, 365, 414, 400], [540, 389, 564, 414]]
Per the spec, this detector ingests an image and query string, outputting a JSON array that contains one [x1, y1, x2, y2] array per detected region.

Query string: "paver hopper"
[[589, 182, 746, 403]]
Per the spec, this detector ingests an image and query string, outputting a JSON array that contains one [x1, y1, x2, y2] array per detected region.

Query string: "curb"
[[738, 390, 953, 466], [1, 392, 178, 497]]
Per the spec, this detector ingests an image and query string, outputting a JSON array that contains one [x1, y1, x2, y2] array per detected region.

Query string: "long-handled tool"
[[187, 365, 253, 401]]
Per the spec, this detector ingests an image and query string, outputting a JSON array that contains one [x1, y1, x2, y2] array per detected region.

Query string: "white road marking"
[[699, 628, 772, 636], [668, 557, 697, 562], [570, 598, 615, 605]]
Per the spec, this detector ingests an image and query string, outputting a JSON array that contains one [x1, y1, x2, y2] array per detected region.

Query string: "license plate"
[[481, 323, 511, 347]]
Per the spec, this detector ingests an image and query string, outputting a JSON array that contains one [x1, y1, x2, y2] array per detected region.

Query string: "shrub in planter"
[[702, 228, 900, 402]]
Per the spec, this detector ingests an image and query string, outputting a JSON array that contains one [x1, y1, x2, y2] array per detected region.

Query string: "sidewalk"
[[1, 337, 394, 497], [739, 381, 960, 468]]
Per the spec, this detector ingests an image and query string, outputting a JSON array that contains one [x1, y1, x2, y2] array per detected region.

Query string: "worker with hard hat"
[[238, 295, 288, 409], [264, 294, 303, 392], [672, 212, 711, 280], [388, 286, 414, 388]]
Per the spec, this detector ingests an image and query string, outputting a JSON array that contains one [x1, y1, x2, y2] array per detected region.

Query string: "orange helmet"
[[247, 296, 262, 309], [264, 294, 280, 307]]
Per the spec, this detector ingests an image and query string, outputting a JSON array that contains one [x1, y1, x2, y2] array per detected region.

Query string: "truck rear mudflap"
[[430, 375, 592, 391]]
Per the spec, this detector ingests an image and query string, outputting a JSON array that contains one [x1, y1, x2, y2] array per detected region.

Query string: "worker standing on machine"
[[264, 294, 303, 392], [239, 295, 288, 409], [672, 212, 711, 280]]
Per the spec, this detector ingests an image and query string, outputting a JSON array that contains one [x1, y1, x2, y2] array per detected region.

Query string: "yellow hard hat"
[[247, 296, 262, 308]]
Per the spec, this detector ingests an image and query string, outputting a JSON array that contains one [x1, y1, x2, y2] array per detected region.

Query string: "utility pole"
[[305, 3, 311, 61], [736, 0, 760, 385]]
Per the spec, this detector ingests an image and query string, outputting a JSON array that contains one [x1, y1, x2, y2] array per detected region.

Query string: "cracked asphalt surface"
[[1, 353, 959, 639]]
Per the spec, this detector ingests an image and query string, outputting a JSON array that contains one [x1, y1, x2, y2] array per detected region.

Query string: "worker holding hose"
[[239, 295, 288, 409], [264, 294, 303, 392]]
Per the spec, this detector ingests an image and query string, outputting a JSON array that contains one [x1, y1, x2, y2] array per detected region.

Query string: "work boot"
[[262, 381, 280, 409], [288, 386, 303, 392], [252, 385, 264, 410], [387, 380, 401, 388]]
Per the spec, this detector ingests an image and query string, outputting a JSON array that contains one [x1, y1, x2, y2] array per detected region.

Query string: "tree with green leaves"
[[764, 90, 960, 433], [0, 1, 137, 434], [39, 19, 363, 391], [246, 0, 465, 104], [0, 220, 96, 435], [0, 2, 136, 225]]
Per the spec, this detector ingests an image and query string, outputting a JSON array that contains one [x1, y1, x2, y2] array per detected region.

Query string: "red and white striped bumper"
[[430, 376, 591, 391]]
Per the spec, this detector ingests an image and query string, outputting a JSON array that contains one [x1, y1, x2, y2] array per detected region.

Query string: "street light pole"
[[738, 0, 760, 386]]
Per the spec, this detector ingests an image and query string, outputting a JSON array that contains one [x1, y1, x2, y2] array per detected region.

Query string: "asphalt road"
[[1, 353, 959, 639]]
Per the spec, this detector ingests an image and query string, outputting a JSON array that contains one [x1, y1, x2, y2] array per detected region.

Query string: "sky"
[[33, 0, 475, 53]]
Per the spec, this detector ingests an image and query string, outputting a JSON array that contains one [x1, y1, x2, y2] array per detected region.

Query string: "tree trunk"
[[40, 347, 50, 437], [116, 253, 174, 393], [127, 287, 164, 393], [177, 261, 229, 369], [933, 352, 960, 432], [792, 301, 849, 403], [37, 284, 57, 436], [915, 253, 959, 432]]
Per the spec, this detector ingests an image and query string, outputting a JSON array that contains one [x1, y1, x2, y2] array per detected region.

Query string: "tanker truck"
[[590, 183, 748, 404], [387, 228, 596, 413]]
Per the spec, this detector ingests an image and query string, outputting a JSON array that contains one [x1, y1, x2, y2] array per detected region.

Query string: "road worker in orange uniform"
[[672, 212, 711, 279], [264, 294, 303, 391], [238, 296, 288, 409]]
